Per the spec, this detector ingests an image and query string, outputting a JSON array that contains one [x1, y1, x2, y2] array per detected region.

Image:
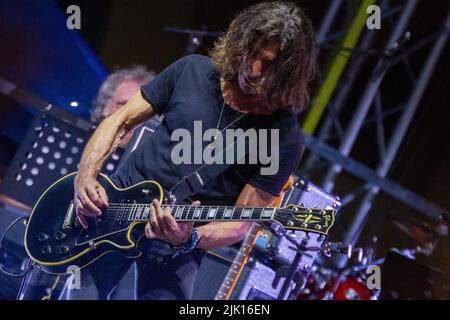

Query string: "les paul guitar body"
[[25, 173, 162, 274], [25, 173, 336, 275]]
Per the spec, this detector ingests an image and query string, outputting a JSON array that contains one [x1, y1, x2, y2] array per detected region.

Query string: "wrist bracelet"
[[178, 227, 200, 254]]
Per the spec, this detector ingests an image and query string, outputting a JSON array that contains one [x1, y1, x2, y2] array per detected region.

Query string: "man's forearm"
[[78, 91, 154, 178], [195, 184, 275, 251], [196, 222, 253, 251], [78, 116, 129, 178]]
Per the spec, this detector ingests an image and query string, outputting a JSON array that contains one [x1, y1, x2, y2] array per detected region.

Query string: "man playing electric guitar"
[[67, 2, 317, 299]]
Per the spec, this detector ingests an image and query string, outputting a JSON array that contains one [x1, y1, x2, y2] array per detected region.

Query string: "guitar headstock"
[[273, 204, 336, 235]]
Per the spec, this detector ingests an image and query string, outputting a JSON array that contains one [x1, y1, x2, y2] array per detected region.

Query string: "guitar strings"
[[96, 208, 267, 218], [75, 204, 328, 224], [84, 206, 269, 222]]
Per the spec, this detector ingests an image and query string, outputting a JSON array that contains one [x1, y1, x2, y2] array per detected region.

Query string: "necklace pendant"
[[208, 134, 218, 149]]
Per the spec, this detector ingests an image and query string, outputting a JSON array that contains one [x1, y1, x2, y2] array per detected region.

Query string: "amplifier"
[[193, 249, 291, 300], [264, 179, 341, 266], [230, 259, 288, 300], [221, 179, 341, 300], [190, 179, 341, 300], [192, 246, 239, 300]]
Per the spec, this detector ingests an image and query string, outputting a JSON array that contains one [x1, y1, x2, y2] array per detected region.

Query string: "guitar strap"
[[118, 116, 164, 167], [169, 128, 257, 203], [121, 116, 258, 203]]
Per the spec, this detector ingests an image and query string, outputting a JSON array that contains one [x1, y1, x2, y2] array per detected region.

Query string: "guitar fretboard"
[[112, 204, 276, 224]]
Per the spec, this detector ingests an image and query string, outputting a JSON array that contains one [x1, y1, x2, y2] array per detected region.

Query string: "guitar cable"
[[0, 216, 33, 278]]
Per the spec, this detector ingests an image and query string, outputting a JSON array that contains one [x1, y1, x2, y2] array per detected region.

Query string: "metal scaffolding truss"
[[298, 0, 450, 261]]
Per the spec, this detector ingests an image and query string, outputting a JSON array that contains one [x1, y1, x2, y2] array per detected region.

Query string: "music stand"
[[0, 109, 123, 209]]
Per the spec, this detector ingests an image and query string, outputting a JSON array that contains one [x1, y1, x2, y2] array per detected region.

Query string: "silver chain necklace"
[[208, 101, 257, 149]]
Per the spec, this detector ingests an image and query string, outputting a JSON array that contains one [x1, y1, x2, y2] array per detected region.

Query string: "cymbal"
[[388, 212, 438, 246]]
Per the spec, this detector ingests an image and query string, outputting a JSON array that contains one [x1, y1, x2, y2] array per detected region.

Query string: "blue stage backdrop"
[[0, 0, 107, 136]]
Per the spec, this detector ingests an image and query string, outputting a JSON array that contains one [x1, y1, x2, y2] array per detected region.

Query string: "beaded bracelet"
[[177, 227, 201, 254]]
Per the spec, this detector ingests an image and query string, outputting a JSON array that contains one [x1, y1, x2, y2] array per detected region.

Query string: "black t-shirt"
[[111, 54, 303, 205]]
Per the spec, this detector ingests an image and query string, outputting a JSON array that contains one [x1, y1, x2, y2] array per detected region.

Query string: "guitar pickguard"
[[75, 216, 133, 247]]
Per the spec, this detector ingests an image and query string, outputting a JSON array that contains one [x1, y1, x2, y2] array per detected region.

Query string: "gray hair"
[[91, 65, 156, 124]]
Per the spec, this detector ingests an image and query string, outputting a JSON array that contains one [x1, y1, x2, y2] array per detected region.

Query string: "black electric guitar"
[[25, 172, 336, 275]]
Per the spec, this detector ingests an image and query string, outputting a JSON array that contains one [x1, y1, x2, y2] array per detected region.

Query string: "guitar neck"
[[112, 204, 276, 223], [215, 223, 262, 300]]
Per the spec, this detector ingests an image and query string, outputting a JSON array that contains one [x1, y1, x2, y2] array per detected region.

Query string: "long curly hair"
[[210, 1, 317, 112]]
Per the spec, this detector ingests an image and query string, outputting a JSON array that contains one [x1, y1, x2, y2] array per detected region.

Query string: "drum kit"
[[296, 248, 381, 300], [293, 210, 448, 300]]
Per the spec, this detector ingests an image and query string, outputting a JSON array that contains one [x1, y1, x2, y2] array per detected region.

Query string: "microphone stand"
[[164, 26, 222, 55]]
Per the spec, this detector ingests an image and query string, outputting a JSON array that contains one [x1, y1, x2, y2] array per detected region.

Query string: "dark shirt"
[[111, 54, 303, 205]]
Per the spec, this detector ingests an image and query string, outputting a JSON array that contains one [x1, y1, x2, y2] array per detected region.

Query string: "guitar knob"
[[41, 245, 52, 255], [55, 231, 66, 240], [58, 246, 69, 256], [38, 233, 49, 242], [141, 189, 150, 195]]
